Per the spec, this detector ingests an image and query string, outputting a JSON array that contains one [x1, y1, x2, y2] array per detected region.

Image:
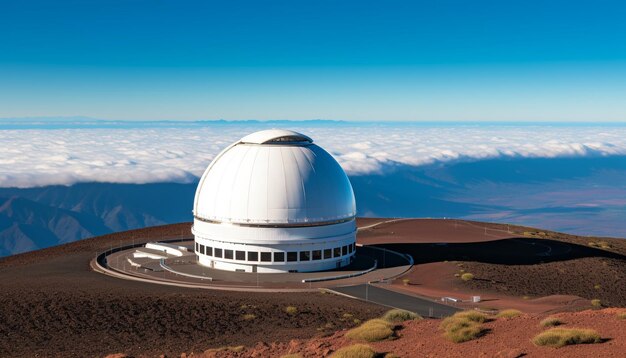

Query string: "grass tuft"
[[345, 319, 395, 342], [532, 328, 601, 348], [540, 317, 563, 328], [205, 345, 245, 353], [617, 312, 626, 320], [402, 279, 410, 286], [591, 299, 602, 308], [285, 306, 298, 315], [496, 309, 522, 318], [330, 344, 377, 358], [242, 313, 256, 321], [439, 311, 488, 343], [460, 273, 474, 281], [280, 354, 302, 358], [382, 309, 422, 323]]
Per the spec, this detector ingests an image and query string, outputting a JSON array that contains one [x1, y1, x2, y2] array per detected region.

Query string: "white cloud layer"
[[2, 124, 626, 188]]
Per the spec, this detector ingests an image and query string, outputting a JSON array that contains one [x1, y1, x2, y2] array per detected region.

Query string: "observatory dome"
[[193, 129, 356, 225], [192, 129, 358, 273]]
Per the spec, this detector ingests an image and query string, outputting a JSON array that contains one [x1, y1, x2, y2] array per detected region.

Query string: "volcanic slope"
[[1, 219, 625, 357], [0, 223, 384, 358]]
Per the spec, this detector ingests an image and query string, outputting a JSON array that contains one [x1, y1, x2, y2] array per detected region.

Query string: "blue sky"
[[1, 0, 626, 121]]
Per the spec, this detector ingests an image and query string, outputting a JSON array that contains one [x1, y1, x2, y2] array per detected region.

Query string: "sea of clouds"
[[2, 123, 626, 188]]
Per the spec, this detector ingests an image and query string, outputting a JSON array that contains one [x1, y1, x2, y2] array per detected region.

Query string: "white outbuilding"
[[192, 129, 357, 273]]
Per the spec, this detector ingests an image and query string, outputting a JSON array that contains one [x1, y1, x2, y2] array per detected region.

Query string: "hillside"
[[0, 219, 624, 357]]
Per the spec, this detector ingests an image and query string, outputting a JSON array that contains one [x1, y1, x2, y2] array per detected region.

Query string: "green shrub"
[[285, 306, 298, 315], [540, 317, 563, 327], [382, 309, 422, 323], [330, 344, 376, 358], [591, 299, 602, 308], [532, 328, 601, 347], [496, 309, 522, 318], [345, 319, 395, 342], [461, 273, 474, 281]]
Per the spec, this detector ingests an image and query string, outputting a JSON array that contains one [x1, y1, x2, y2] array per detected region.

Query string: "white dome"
[[193, 129, 356, 225]]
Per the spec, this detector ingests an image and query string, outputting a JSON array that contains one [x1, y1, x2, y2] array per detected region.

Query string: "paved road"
[[331, 284, 460, 318]]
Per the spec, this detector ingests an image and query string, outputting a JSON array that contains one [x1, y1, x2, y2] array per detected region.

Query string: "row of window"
[[195, 242, 356, 263]]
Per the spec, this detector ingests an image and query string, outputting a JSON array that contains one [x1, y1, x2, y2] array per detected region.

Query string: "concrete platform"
[[99, 240, 412, 291]]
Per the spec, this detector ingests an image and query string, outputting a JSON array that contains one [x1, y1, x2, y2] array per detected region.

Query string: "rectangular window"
[[334, 247, 341, 257], [236, 250, 245, 261], [214, 248, 223, 258], [342, 246, 348, 256], [352, 243, 356, 251], [323, 249, 332, 259], [248, 251, 258, 261], [274, 252, 285, 262], [261, 252, 272, 262], [195, 242, 199, 252], [224, 249, 233, 260], [287, 251, 298, 262], [312, 250, 322, 260], [200, 244, 205, 255], [348, 244, 353, 253], [206, 246, 213, 257], [300, 251, 310, 261]]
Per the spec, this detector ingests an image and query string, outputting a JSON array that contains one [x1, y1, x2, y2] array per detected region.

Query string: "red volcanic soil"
[[359, 218, 626, 310], [1, 218, 625, 357], [195, 308, 626, 358], [0, 223, 384, 358]]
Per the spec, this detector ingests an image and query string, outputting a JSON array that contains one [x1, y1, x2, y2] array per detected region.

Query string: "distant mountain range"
[[1, 156, 625, 256]]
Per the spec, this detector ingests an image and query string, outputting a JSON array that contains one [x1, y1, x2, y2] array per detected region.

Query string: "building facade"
[[192, 129, 357, 273]]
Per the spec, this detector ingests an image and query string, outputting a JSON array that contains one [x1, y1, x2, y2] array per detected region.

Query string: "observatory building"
[[192, 129, 357, 273]]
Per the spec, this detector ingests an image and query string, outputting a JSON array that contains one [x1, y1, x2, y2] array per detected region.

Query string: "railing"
[[301, 260, 377, 283], [159, 259, 213, 281]]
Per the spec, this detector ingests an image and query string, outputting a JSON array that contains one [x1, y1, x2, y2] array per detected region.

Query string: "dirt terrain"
[[359, 219, 626, 309], [187, 308, 626, 358], [1, 219, 625, 357], [0, 224, 384, 358]]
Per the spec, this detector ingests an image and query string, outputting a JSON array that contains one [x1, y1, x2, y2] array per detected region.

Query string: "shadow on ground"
[[374, 238, 626, 265]]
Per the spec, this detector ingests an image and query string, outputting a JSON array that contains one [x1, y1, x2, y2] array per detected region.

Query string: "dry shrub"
[[591, 299, 602, 308], [532, 328, 601, 348], [496, 309, 522, 318], [617, 312, 626, 320], [540, 317, 563, 328], [205, 345, 245, 353], [452, 310, 488, 323], [285, 306, 298, 315], [402, 279, 410, 286], [461, 273, 474, 281], [346, 319, 395, 342], [331, 344, 376, 358], [440, 311, 488, 343], [382, 309, 422, 323], [242, 313, 256, 320], [280, 354, 302, 358]]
